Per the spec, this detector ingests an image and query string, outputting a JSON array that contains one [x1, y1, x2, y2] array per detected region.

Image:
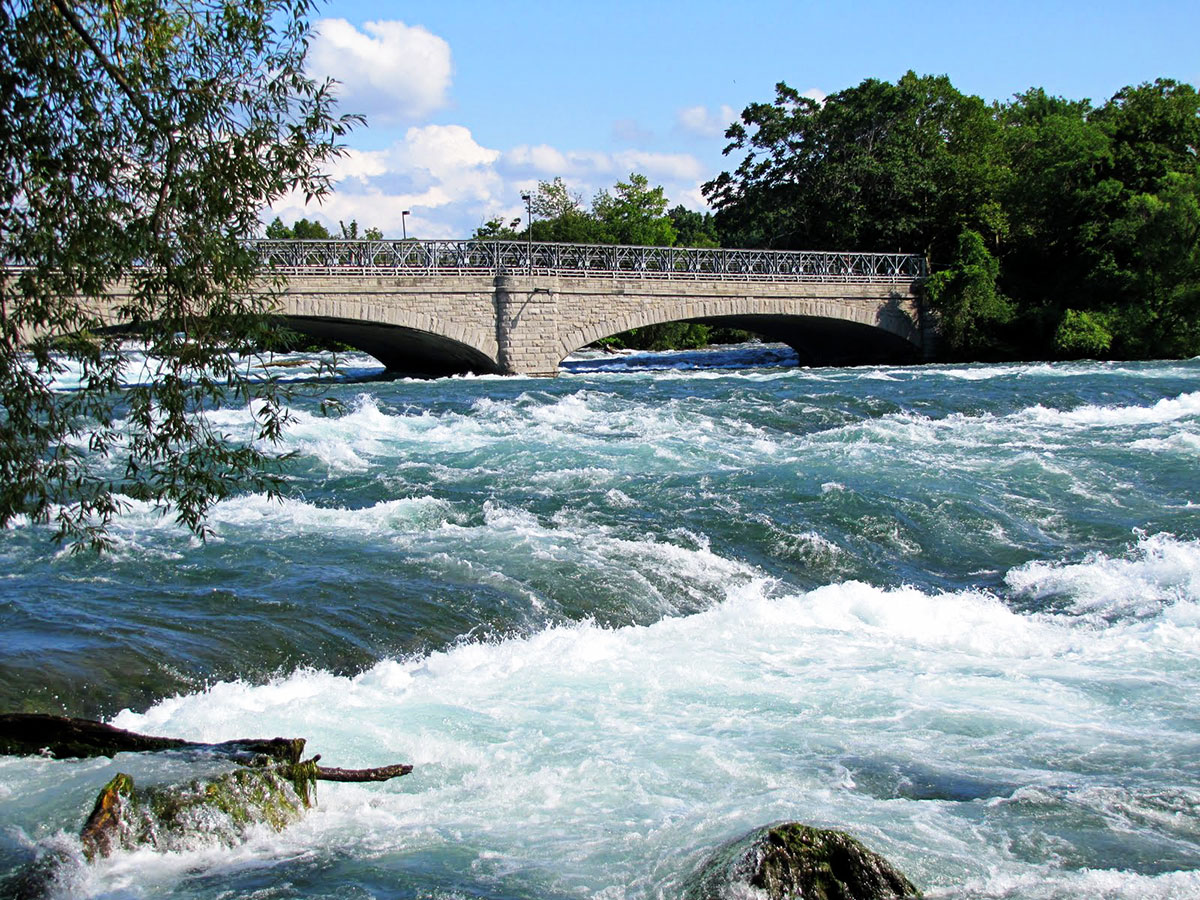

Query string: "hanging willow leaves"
[[0, 0, 359, 548]]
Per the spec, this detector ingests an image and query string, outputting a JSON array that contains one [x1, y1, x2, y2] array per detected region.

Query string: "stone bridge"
[[260, 240, 930, 376], [76, 240, 930, 376]]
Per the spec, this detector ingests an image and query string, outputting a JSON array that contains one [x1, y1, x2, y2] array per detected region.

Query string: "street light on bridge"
[[401, 209, 410, 240], [520, 192, 533, 274]]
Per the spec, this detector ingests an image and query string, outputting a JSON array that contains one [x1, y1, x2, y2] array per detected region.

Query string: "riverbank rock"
[[685, 822, 921, 900]]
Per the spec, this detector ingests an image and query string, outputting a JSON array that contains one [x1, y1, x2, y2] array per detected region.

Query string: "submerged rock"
[[686, 822, 921, 900], [79, 759, 319, 859]]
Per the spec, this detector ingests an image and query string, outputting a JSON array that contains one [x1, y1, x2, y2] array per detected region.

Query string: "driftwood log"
[[0, 713, 412, 781]]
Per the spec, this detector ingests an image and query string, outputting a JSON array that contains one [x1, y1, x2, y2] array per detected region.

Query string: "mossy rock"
[[80, 759, 319, 859], [685, 822, 921, 900]]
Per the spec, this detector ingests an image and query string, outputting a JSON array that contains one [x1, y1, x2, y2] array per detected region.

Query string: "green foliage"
[[705, 72, 1003, 259], [592, 174, 678, 246], [473, 216, 523, 239], [1054, 309, 1113, 357], [706, 71, 1200, 361], [0, 0, 357, 547], [1091, 79, 1200, 195], [265, 216, 333, 239], [527, 177, 608, 244], [604, 322, 712, 351], [1103, 171, 1200, 356], [923, 229, 1012, 356], [519, 174, 683, 246], [668, 205, 720, 248]]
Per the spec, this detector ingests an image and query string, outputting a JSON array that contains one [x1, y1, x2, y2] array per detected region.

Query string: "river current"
[[1, 345, 1198, 899]]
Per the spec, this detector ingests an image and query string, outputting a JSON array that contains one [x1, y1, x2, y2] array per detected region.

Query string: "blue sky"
[[270, 0, 1200, 239]]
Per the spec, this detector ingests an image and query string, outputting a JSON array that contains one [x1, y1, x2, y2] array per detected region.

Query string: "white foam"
[[1021, 391, 1200, 428], [1131, 430, 1200, 452], [47, 548, 1188, 896], [1007, 532, 1200, 621], [952, 866, 1200, 900]]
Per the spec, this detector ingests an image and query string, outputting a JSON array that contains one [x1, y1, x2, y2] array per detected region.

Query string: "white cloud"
[[270, 130, 711, 239], [613, 151, 706, 182], [503, 144, 572, 174], [801, 87, 827, 104], [401, 124, 501, 182], [669, 183, 712, 212], [503, 145, 704, 183], [676, 104, 738, 138], [329, 148, 390, 181], [309, 18, 452, 124], [272, 125, 501, 239]]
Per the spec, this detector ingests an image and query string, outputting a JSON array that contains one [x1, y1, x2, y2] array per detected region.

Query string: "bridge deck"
[[253, 239, 925, 284]]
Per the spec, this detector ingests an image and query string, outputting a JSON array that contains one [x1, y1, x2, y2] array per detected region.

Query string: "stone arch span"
[[273, 276, 501, 377], [553, 289, 923, 369], [276, 316, 499, 377]]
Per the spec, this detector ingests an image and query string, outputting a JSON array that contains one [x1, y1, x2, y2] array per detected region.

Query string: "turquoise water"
[[1, 346, 1199, 898]]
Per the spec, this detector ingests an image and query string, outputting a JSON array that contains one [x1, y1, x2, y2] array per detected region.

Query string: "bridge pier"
[[494, 276, 561, 376]]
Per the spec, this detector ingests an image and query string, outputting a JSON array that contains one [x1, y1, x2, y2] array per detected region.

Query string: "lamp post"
[[520, 192, 532, 274], [401, 209, 410, 240]]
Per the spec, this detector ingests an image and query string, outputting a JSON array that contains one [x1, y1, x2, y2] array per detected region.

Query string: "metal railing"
[[252, 239, 925, 283]]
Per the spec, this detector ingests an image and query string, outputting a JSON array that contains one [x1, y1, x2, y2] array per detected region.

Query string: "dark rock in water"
[[0, 848, 76, 900], [79, 759, 319, 860], [686, 822, 921, 900]]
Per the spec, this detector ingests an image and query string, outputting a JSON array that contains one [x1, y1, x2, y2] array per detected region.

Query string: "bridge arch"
[[277, 316, 499, 377], [272, 275, 502, 377], [553, 290, 923, 370]]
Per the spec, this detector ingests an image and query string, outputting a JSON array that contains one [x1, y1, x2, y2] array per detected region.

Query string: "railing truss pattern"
[[253, 240, 926, 283]]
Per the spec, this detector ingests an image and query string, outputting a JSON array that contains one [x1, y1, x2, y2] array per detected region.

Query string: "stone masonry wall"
[[64, 273, 923, 376]]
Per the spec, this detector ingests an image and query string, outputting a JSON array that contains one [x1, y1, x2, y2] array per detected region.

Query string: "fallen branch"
[[0, 713, 304, 764], [316, 762, 414, 781], [1, 713, 412, 780]]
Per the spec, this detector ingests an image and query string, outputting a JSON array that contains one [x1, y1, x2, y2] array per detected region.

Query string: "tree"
[[1092, 79, 1200, 196], [265, 217, 332, 239], [1103, 171, 1200, 357], [472, 216, 523, 240], [667, 205, 719, 248], [518, 175, 682, 246], [527, 177, 608, 244], [923, 229, 1012, 357], [0, 0, 357, 547], [1054, 309, 1113, 358], [705, 73, 1004, 262], [592, 173, 677, 246], [704, 72, 1200, 361]]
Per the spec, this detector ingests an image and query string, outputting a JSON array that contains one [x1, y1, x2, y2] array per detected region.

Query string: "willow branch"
[[46, 0, 155, 126]]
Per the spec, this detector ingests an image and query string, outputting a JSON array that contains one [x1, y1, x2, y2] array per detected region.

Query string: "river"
[[1, 345, 1198, 898]]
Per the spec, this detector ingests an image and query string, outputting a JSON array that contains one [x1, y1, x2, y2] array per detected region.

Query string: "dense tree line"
[[265, 217, 382, 240], [704, 72, 1200, 360]]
